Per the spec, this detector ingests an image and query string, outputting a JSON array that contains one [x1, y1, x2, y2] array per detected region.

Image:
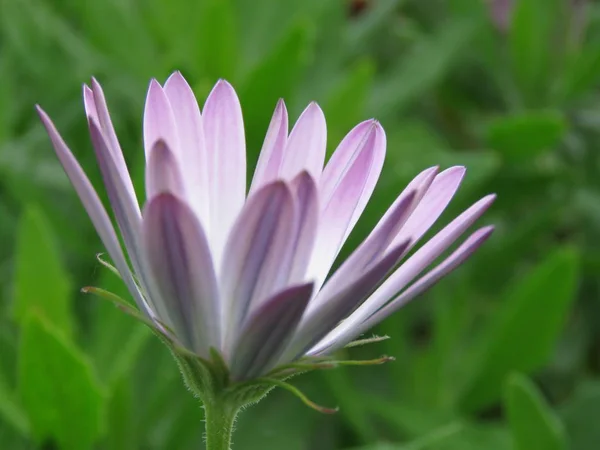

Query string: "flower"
[[37, 72, 494, 382]]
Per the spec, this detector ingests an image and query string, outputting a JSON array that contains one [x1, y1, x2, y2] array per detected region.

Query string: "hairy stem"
[[204, 398, 239, 450]]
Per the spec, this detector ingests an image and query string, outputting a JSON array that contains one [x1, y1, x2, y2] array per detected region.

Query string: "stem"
[[204, 398, 239, 450]]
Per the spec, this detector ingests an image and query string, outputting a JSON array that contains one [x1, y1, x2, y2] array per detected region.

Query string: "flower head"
[[37, 72, 494, 382]]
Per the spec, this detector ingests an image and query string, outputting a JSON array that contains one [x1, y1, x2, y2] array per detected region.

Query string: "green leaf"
[[239, 21, 314, 158], [558, 42, 600, 103], [368, 17, 478, 117], [12, 206, 73, 337], [485, 111, 567, 162], [18, 314, 105, 450], [560, 381, 600, 450], [459, 247, 579, 411], [0, 373, 29, 437], [509, 0, 565, 106], [505, 373, 566, 450]]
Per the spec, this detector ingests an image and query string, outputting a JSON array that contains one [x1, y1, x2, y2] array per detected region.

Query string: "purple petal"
[[312, 195, 496, 353], [163, 72, 210, 230], [36, 106, 151, 316], [287, 171, 319, 284], [143, 79, 180, 161], [202, 80, 247, 268], [283, 239, 411, 362], [315, 226, 495, 354], [279, 102, 326, 180], [220, 181, 296, 350], [83, 81, 138, 210], [249, 99, 289, 195], [389, 166, 465, 250], [229, 282, 314, 379], [145, 139, 185, 200], [307, 122, 385, 289], [143, 193, 221, 356]]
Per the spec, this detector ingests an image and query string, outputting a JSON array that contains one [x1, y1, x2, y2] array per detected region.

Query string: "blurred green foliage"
[[0, 0, 599, 448]]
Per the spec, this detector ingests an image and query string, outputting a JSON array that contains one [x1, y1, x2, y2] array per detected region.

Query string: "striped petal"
[[163, 72, 210, 230], [203, 80, 246, 268], [313, 226, 495, 354], [313, 194, 496, 352], [389, 166, 465, 250], [249, 99, 289, 195], [143, 193, 220, 356], [279, 102, 326, 180], [307, 122, 385, 288], [143, 79, 180, 161], [229, 282, 314, 380], [84, 80, 138, 208], [220, 181, 296, 349], [145, 140, 185, 199], [287, 171, 319, 284], [283, 239, 410, 362], [36, 107, 151, 316]]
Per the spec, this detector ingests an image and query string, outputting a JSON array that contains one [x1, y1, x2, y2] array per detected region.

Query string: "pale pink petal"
[[389, 166, 465, 251], [249, 99, 289, 195], [143, 79, 180, 161], [143, 193, 221, 356], [220, 181, 296, 350], [145, 140, 185, 200], [312, 194, 496, 352], [282, 239, 410, 363], [313, 226, 494, 354], [229, 282, 314, 380], [36, 106, 151, 316], [83, 81, 139, 211], [163, 72, 210, 229], [279, 102, 326, 180], [287, 171, 319, 284], [203, 80, 247, 268], [307, 123, 385, 289]]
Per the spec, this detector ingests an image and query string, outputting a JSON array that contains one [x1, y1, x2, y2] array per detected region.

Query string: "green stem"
[[204, 398, 239, 450]]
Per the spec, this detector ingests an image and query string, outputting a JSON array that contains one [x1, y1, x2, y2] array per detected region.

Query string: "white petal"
[[145, 139, 185, 200], [249, 99, 289, 195], [279, 102, 326, 180], [203, 80, 247, 268], [163, 72, 210, 230], [143, 79, 180, 161]]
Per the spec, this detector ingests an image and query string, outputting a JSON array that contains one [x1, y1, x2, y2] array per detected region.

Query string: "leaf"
[[558, 41, 600, 103], [505, 373, 566, 450], [12, 206, 73, 337], [0, 373, 29, 437], [560, 381, 600, 450], [368, 17, 478, 117], [485, 111, 567, 162], [509, 0, 565, 106], [18, 314, 105, 450], [459, 247, 579, 412], [239, 20, 314, 157]]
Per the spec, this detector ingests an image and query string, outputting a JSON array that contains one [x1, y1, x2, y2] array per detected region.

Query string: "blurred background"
[[0, 0, 599, 448]]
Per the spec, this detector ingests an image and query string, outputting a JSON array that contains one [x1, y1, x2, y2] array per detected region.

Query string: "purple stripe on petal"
[[143, 193, 221, 356], [313, 194, 496, 352], [314, 226, 495, 354], [282, 239, 410, 363], [220, 181, 296, 350], [307, 123, 384, 289], [249, 99, 289, 195], [288, 171, 319, 284], [229, 282, 314, 380], [203, 80, 247, 269], [163, 72, 210, 230], [145, 139, 186, 200], [390, 166, 465, 250], [279, 102, 326, 180], [36, 106, 152, 317], [143, 79, 180, 161]]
